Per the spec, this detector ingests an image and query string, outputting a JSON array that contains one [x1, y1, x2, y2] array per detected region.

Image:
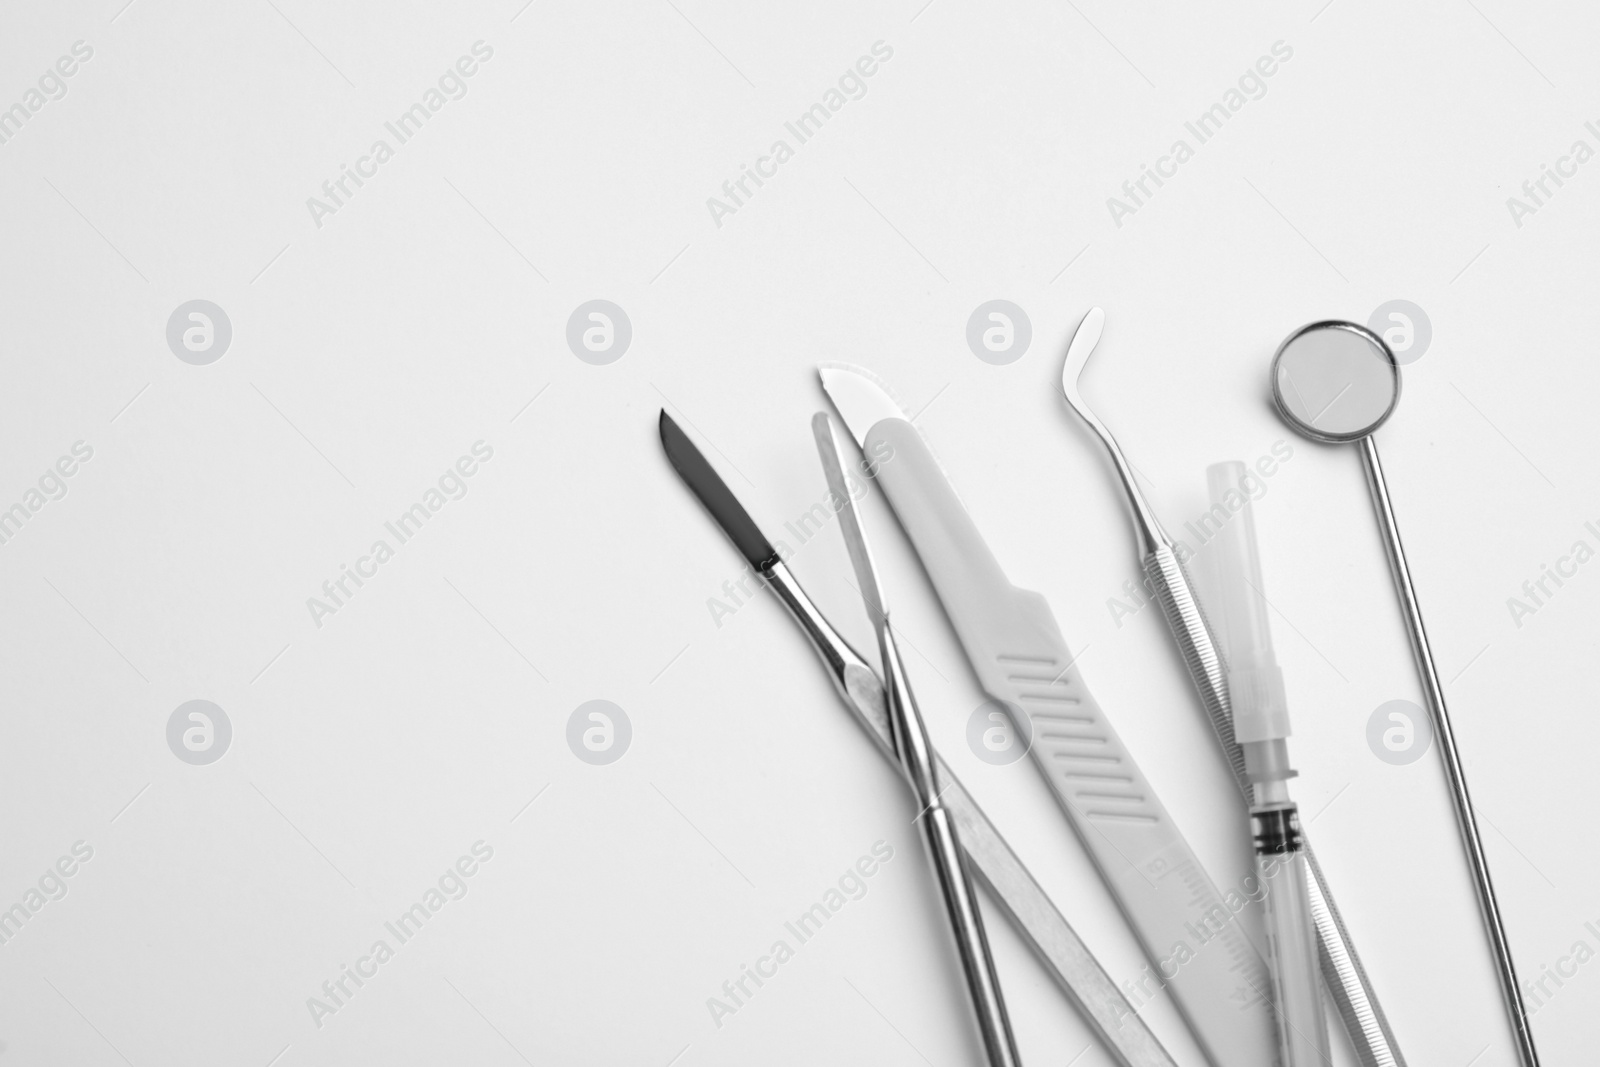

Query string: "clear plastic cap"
[[1206, 461, 1289, 743]]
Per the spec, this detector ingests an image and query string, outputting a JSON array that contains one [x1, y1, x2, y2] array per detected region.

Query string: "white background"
[[1, 1, 1595, 1065]]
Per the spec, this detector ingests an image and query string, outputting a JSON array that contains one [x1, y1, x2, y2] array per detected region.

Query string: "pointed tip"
[[658, 409, 691, 468], [656, 409, 778, 569], [1061, 307, 1107, 394], [810, 410, 887, 620], [816, 361, 861, 391], [817, 360, 872, 383], [810, 412, 846, 482], [815, 362, 905, 446]]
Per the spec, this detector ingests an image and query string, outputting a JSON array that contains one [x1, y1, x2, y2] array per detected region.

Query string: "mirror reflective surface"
[[1271, 321, 1400, 442]]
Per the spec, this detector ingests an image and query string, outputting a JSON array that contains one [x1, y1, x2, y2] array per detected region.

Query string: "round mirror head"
[[1270, 320, 1400, 443]]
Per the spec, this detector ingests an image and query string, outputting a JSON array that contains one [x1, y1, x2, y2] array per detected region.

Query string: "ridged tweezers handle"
[[1143, 544, 1407, 1067]]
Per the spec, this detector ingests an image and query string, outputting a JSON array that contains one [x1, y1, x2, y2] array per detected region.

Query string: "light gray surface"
[[1, 3, 1596, 1066]]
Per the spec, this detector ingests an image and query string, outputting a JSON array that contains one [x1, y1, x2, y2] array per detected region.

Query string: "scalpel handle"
[[865, 419, 1277, 1067]]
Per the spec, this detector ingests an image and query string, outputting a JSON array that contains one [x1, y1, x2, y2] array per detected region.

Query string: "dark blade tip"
[[657, 408, 689, 469], [657, 407, 779, 571]]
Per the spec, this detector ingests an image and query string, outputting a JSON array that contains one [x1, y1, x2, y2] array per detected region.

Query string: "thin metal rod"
[[1359, 436, 1538, 1067], [881, 628, 1021, 1067]]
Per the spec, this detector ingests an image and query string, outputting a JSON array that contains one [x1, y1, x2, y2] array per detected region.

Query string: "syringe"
[[1206, 461, 1330, 1067]]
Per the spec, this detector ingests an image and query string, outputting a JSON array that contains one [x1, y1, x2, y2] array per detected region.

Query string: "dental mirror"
[[1271, 320, 1398, 442], [1268, 320, 1541, 1067]]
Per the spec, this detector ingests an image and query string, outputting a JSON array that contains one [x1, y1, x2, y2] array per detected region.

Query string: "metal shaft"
[[881, 624, 1022, 1067], [1359, 437, 1539, 1067]]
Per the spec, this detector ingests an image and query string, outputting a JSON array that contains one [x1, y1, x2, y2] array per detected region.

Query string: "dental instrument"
[[812, 411, 1021, 1067], [1059, 306, 1407, 1067], [1270, 320, 1539, 1067]]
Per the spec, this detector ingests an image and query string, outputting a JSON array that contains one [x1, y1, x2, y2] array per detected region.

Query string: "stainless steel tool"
[[1059, 307, 1407, 1067], [812, 411, 1021, 1067], [657, 410, 1179, 1067], [818, 369, 1278, 1067], [1270, 319, 1538, 1067]]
